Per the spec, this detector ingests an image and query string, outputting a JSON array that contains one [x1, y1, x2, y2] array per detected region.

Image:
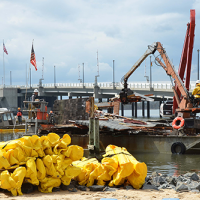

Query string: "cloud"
[[0, 0, 199, 86]]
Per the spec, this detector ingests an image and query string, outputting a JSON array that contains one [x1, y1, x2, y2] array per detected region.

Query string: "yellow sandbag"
[[87, 163, 103, 187], [36, 158, 46, 180], [52, 154, 65, 176], [39, 177, 61, 193], [30, 135, 45, 157], [47, 133, 60, 147], [25, 158, 39, 185], [61, 165, 81, 185], [63, 145, 83, 161], [0, 149, 10, 169], [73, 158, 99, 186], [42, 155, 61, 178], [4, 149, 19, 166], [0, 170, 17, 196], [13, 146, 26, 163], [11, 167, 26, 196], [97, 157, 118, 185], [40, 135, 51, 150], [0, 139, 22, 150], [106, 145, 134, 186]]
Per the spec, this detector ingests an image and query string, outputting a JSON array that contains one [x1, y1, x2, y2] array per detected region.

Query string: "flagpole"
[[3, 40, 4, 87]]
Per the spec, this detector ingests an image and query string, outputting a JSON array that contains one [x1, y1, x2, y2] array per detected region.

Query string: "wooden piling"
[[147, 101, 150, 118], [142, 101, 145, 117], [134, 102, 137, 117]]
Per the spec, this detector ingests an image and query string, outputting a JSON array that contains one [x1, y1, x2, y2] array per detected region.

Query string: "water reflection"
[[133, 153, 200, 176], [0, 132, 23, 142]]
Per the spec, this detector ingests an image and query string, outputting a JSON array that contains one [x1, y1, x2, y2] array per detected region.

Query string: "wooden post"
[[89, 97, 95, 156], [94, 117, 99, 154]]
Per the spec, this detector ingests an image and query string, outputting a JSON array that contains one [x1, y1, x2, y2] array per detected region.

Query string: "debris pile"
[[0, 133, 83, 195], [73, 145, 147, 189]]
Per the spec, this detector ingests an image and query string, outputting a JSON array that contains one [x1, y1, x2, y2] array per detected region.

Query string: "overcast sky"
[[1, 0, 200, 86]]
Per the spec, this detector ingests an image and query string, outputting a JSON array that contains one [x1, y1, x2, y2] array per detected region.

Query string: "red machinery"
[[173, 9, 195, 114]]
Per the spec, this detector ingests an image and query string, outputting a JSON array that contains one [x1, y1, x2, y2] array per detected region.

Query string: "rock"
[[89, 185, 105, 191], [124, 185, 133, 190], [151, 171, 159, 177], [21, 183, 34, 194], [166, 176, 177, 186], [52, 187, 60, 192], [60, 183, 77, 192], [191, 189, 199, 193], [142, 183, 159, 190], [183, 172, 193, 178], [188, 182, 200, 190], [76, 185, 87, 191], [103, 186, 116, 192], [191, 173, 199, 181], [175, 182, 189, 192], [158, 183, 169, 189]]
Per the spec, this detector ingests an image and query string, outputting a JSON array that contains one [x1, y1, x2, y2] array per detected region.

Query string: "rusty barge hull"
[[69, 134, 200, 154]]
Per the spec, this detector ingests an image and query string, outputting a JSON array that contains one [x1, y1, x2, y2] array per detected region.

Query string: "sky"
[[1, 0, 200, 86]]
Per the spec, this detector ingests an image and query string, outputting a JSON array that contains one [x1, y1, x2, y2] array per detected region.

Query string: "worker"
[[32, 89, 39, 101], [192, 80, 200, 98], [16, 107, 22, 124], [48, 110, 55, 124]]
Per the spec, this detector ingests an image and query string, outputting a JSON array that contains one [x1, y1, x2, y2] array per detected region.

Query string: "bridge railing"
[[0, 81, 197, 91]]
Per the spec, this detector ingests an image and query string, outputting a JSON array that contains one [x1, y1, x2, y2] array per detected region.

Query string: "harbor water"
[[1, 109, 200, 177]]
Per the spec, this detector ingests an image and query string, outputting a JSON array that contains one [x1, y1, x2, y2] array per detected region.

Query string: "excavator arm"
[[120, 42, 192, 116]]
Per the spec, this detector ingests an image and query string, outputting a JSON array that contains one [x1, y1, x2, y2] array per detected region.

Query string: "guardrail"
[[0, 81, 197, 91]]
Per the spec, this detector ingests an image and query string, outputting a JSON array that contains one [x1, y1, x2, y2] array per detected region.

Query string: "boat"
[[0, 108, 25, 133]]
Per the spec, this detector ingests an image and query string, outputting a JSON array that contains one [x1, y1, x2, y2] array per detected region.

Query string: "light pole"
[[198, 49, 199, 80], [54, 65, 56, 87], [113, 60, 115, 87], [83, 63, 84, 87], [150, 56, 152, 89]]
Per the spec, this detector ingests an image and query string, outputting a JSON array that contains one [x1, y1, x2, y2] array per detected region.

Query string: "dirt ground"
[[0, 189, 200, 200]]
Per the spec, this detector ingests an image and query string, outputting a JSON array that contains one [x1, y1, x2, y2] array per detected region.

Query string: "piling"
[[132, 103, 134, 117], [134, 102, 137, 117], [121, 103, 124, 116], [142, 101, 145, 117], [147, 101, 150, 118]]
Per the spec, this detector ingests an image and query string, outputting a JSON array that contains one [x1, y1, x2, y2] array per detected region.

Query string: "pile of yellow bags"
[[0, 133, 147, 196], [73, 145, 147, 189], [0, 133, 83, 195]]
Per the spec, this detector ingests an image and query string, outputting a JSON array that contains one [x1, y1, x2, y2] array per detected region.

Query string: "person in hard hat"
[[48, 110, 55, 124], [32, 89, 39, 101], [192, 80, 200, 98], [16, 107, 23, 124]]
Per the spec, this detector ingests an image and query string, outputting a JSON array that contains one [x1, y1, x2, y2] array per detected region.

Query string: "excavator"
[[119, 41, 200, 133]]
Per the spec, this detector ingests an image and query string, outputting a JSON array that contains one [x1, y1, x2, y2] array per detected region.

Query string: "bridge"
[[0, 81, 196, 112]]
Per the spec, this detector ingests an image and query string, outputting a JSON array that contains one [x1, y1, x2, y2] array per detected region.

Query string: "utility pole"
[[113, 60, 115, 87], [54, 65, 56, 87], [150, 56, 152, 89], [78, 64, 82, 83], [10, 71, 12, 86], [83, 63, 84, 87], [30, 67, 31, 88], [198, 49, 199, 80]]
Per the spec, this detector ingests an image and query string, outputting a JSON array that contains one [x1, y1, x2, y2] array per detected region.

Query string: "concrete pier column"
[[121, 103, 124, 116], [132, 103, 135, 117], [159, 100, 162, 118], [147, 101, 150, 118], [142, 101, 145, 117], [60, 96, 62, 100], [134, 102, 137, 118], [98, 98, 102, 103], [69, 96, 72, 99]]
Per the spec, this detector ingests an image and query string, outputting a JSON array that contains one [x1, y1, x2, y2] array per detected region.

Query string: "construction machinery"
[[120, 41, 200, 133]]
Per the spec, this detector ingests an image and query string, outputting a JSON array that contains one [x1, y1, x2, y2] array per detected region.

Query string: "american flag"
[[3, 43, 8, 55], [30, 44, 37, 71]]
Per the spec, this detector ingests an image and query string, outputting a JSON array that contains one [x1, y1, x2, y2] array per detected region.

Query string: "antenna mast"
[[78, 64, 82, 83], [42, 57, 44, 79], [97, 50, 99, 77]]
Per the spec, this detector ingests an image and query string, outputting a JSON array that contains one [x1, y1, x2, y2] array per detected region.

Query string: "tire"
[[171, 142, 186, 154]]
